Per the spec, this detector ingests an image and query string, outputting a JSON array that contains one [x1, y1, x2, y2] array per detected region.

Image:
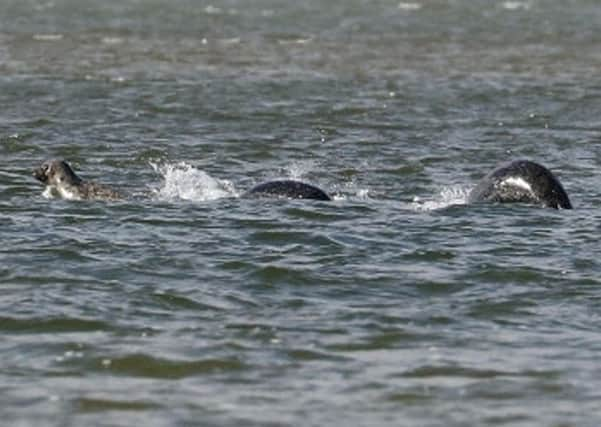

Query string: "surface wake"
[[411, 185, 471, 211]]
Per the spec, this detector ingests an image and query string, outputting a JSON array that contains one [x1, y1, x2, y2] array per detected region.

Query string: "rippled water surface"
[[2, 1, 601, 426]]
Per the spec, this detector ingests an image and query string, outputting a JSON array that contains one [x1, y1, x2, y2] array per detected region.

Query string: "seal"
[[246, 179, 331, 201], [468, 159, 572, 209], [33, 159, 122, 201]]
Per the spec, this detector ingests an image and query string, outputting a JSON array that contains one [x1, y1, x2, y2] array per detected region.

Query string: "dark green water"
[[2, 1, 601, 426]]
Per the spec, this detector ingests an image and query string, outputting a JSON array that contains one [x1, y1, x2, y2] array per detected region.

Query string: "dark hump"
[[468, 160, 572, 209], [246, 180, 331, 201]]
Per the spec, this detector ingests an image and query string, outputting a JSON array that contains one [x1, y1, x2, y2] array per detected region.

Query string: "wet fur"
[[468, 160, 572, 209], [33, 159, 122, 201], [246, 179, 331, 201]]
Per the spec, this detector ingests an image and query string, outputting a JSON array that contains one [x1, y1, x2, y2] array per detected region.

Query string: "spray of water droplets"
[[150, 162, 239, 202]]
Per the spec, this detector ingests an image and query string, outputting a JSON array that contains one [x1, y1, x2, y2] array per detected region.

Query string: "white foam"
[[502, 1, 531, 10], [355, 188, 371, 199], [150, 162, 238, 202], [42, 185, 80, 200], [32, 34, 63, 41], [330, 187, 371, 202], [398, 2, 422, 11], [204, 5, 223, 15], [277, 37, 313, 45], [42, 186, 56, 199], [101, 37, 124, 45], [411, 185, 471, 211]]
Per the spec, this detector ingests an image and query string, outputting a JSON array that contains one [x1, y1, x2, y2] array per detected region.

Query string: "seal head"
[[468, 160, 572, 209], [246, 180, 331, 201], [34, 159, 81, 186], [33, 159, 122, 201]]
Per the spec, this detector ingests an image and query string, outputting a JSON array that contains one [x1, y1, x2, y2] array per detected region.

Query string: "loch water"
[[2, 1, 601, 426]]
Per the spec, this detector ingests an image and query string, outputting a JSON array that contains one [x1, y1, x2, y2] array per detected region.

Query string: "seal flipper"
[[246, 180, 331, 201], [468, 160, 572, 209]]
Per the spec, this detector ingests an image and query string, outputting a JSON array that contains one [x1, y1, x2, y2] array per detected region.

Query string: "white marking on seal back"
[[501, 177, 532, 192]]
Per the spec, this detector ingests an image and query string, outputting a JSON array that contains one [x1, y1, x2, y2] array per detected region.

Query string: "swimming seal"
[[468, 160, 572, 209], [246, 179, 331, 201], [33, 159, 122, 201]]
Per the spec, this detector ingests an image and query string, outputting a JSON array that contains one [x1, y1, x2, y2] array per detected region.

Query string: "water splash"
[[411, 185, 471, 211], [283, 161, 315, 180], [330, 186, 372, 202], [150, 162, 238, 202]]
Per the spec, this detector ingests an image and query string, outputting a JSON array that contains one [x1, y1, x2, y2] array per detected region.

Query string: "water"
[[2, 1, 601, 425]]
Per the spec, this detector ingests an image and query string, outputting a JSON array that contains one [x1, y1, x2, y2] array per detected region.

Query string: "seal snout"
[[33, 165, 49, 183]]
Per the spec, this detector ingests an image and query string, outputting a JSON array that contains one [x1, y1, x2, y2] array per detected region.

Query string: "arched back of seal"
[[468, 159, 572, 209], [246, 179, 331, 201]]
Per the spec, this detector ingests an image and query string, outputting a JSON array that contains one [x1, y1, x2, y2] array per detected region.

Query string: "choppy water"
[[2, 1, 601, 426]]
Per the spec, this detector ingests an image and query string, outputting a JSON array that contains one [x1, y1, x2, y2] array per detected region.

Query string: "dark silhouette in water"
[[34, 159, 330, 202], [246, 179, 331, 201], [468, 160, 572, 209], [33, 159, 122, 201]]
